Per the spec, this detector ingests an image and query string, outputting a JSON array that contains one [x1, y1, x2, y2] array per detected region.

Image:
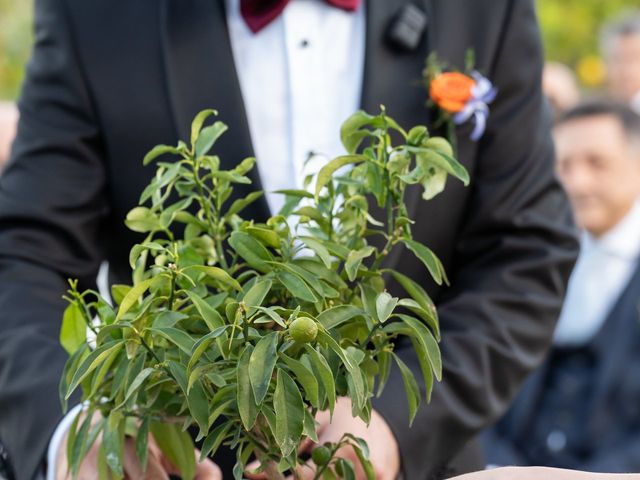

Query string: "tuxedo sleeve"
[[0, 0, 109, 478], [372, 1, 578, 478]]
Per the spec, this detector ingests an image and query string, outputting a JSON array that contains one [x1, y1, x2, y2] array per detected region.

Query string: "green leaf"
[[390, 270, 439, 337], [125, 207, 160, 233], [304, 345, 336, 415], [111, 284, 131, 306], [298, 236, 333, 268], [340, 110, 374, 153], [317, 331, 365, 411], [421, 166, 448, 201], [277, 270, 318, 303], [103, 411, 125, 477], [393, 353, 421, 425], [253, 306, 287, 328], [119, 367, 155, 408], [59, 344, 89, 412], [152, 311, 188, 329], [167, 360, 189, 394], [413, 145, 470, 185], [183, 265, 242, 291], [280, 352, 320, 408], [188, 326, 230, 373], [336, 459, 356, 480], [190, 109, 218, 146], [402, 239, 447, 286], [243, 278, 273, 313], [135, 417, 150, 473], [245, 226, 281, 249], [116, 277, 156, 321], [200, 423, 233, 462], [237, 345, 259, 430], [226, 191, 264, 218], [143, 144, 178, 166], [150, 421, 196, 480], [60, 302, 86, 355], [302, 408, 319, 443], [317, 305, 364, 330], [394, 313, 442, 381], [409, 336, 434, 403], [273, 188, 314, 198], [345, 246, 375, 282], [315, 155, 367, 200], [185, 290, 225, 331], [159, 197, 194, 229], [375, 291, 398, 323], [274, 369, 305, 456], [195, 121, 228, 157], [249, 331, 279, 405], [229, 231, 274, 272], [147, 327, 196, 355], [68, 410, 90, 477], [188, 378, 210, 440], [66, 341, 124, 399]]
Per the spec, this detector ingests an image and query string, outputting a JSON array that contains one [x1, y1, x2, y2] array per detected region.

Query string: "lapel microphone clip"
[[385, 3, 428, 52]]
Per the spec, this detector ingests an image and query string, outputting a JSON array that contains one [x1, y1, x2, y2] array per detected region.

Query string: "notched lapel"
[[160, 0, 270, 222], [361, 0, 434, 264]]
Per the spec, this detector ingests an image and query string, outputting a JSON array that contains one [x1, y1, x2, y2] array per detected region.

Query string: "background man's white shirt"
[[46, 0, 365, 475], [554, 199, 640, 347]]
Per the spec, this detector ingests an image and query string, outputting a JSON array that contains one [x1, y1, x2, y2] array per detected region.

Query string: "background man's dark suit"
[[0, 0, 578, 479], [484, 260, 640, 472]]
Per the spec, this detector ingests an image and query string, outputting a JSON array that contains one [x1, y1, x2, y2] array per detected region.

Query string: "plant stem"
[[192, 157, 229, 270]]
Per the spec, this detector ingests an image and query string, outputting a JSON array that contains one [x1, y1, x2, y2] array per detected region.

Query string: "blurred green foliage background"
[[1, 0, 640, 100], [0, 0, 32, 100]]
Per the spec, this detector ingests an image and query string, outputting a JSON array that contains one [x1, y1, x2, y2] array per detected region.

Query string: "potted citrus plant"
[[59, 107, 468, 479]]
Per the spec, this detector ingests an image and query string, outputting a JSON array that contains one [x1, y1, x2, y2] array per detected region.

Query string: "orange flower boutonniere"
[[424, 53, 497, 142]]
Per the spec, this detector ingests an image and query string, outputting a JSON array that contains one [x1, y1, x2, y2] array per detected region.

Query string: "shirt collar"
[[582, 198, 640, 260]]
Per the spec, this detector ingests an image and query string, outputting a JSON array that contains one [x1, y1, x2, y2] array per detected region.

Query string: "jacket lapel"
[[589, 260, 640, 411], [361, 0, 435, 260], [160, 0, 271, 222]]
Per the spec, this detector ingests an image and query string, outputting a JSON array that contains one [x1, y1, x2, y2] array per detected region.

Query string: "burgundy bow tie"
[[241, 0, 361, 34]]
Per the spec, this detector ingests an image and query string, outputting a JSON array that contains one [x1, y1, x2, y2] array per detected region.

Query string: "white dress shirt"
[[226, 0, 365, 214], [47, 0, 366, 475], [553, 199, 640, 347]]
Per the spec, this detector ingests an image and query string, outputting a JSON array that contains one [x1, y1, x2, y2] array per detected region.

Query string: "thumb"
[[194, 450, 222, 480]]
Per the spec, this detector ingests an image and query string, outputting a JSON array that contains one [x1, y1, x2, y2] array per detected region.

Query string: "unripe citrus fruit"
[[311, 445, 332, 466], [289, 316, 318, 343]]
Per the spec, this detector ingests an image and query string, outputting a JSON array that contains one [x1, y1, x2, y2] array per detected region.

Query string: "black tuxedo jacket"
[[0, 0, 578, 479], [484, 261, 640, 472]]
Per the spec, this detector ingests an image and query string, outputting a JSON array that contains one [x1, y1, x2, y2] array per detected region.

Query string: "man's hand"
[[246, 397, 400, 480], [54, 414, 222, 480], [450, 467, 640, 480]]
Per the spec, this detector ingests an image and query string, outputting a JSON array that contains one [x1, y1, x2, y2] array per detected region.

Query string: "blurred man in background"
[[602, 13, 640, 113], [484, 99, 640, 472], [543, 62, 581, 120]]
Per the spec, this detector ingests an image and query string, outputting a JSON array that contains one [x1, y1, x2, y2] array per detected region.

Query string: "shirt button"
[[546, 430, 567, 453], [300, 39, 310, 48]]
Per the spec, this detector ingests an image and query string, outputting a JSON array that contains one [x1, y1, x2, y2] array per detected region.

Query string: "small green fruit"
[[289, 317, 318, 343], [311, 445, 332, 466]]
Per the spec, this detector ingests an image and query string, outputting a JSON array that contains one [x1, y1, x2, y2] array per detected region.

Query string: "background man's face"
[[607, 33, 640, 102], [554, 114, 640, 236]]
